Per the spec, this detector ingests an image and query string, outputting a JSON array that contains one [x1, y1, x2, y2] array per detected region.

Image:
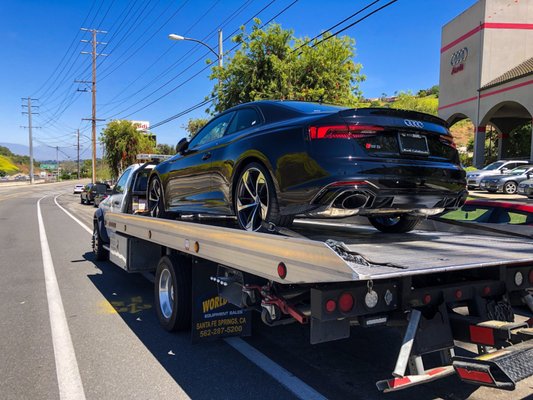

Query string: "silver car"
[[466, 160, 529, 189], [479, 165, 533, 194], [518, 178, 533, 198]]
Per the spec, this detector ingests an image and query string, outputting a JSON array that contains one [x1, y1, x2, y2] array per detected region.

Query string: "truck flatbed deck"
[[105, 213, 533, 283]]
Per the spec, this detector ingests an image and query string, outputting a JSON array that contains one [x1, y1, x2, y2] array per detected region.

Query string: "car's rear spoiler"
[[339, 108, 448, 128]]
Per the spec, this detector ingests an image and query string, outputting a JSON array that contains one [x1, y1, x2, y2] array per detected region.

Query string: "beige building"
[[439, 0, 532, 167]]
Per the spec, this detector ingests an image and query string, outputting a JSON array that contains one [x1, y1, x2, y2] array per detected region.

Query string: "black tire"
[[80, 196, 85, 204], [503, 181, 517, 194], [368, 215, 422, 233], [487, 189, 497, 193], [92, 222, 108, 261], [234, 162, 293, 232], [154, 255, 192, 332], [148, 175, 168, 218]]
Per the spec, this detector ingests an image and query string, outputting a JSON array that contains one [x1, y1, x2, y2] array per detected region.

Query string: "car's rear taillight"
[[439, 135, 457, 149], [309, 124, 384, 139]]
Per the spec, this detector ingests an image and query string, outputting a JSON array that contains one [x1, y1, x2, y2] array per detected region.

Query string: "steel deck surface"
[[293, 220, 533, 279]]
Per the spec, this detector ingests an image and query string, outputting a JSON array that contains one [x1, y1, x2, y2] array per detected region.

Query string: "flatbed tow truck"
[[93, 156, 533, 393]]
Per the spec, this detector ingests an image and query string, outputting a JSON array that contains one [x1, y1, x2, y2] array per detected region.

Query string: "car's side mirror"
[[527, 172, 531, 180], [176, 138, 189, 154]]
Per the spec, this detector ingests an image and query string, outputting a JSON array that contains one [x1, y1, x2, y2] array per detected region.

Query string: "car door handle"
[[202, 152, 211, 161]]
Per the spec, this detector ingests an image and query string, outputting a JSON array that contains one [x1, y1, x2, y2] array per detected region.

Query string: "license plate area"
[[398, 132, 429, 156]]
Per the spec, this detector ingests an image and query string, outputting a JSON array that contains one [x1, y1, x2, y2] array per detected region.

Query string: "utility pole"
[[56, 146, 59, 182], [80, 28, 107, 184], [77, 129, 80, 179], [21, 97, 39, 184]]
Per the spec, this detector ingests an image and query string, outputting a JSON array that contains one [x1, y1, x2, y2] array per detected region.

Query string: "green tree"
[[183, 118, 209, 139], [100, 120, 155, 178], [210, 20, 364, 112], [155, 143, 175, 155]]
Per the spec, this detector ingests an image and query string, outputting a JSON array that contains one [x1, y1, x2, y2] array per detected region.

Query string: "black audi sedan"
[[148, 101, 467, 233]]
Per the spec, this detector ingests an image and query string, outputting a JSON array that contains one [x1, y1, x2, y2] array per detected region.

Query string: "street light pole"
[[168, 30, 223, 82]]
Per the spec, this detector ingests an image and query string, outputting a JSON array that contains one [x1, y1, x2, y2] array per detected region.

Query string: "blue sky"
[[1, 0, 477, 157]]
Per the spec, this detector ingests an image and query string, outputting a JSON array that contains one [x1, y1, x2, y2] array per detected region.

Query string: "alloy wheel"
[[148, 178, 163, 217], [236, 167, 269, 231], [504, 181, 517, 194], [158, 268, 174, 320]]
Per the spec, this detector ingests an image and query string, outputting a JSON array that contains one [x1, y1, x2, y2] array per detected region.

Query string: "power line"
[[310, 0, 398, 49], [292, 0, 380, 53]]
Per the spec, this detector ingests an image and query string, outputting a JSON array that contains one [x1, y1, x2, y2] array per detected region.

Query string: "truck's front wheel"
[[154, 255, 191, 331]]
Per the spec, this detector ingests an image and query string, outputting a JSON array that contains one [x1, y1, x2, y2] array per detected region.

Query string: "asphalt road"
[[0, 181, 531, 400]]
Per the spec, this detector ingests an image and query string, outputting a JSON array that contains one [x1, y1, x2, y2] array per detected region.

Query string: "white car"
[[73, 184, 85, 194]]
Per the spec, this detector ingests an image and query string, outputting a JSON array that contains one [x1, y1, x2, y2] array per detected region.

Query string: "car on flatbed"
[[148, 101, 467, 234]]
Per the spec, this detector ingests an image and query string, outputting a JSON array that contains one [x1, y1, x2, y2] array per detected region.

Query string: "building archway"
[[480, 101, 532, 161]]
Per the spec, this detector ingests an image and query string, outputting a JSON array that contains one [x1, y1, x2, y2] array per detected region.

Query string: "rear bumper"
[[281, 174, 467, 217]]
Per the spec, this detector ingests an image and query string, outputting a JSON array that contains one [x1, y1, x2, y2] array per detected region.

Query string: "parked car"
[[81, 182, 110, 205], [147, 101, 467, 233], [93, 190, 112, 208], [437, 199, 533, 225], [518, 177, 533, 199], [466, 160, 529, 189], [73, 184, 85, 194], [479, 165, 533, 194]]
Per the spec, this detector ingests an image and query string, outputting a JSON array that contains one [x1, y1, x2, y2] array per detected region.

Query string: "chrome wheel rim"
[[236, 167, 269, 231], [148, 178, 162, 217], [159, 269, 173, 320]]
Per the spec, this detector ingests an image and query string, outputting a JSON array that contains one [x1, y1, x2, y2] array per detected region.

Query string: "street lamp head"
[[168, 34, 185, 41]]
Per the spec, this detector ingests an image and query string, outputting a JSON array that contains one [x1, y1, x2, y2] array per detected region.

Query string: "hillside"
[[0, 155, 19, 175]]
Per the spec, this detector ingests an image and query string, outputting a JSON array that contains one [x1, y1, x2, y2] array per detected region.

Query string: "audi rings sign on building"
[[404, 119, 424, 129], [450, 47, 468, 66]]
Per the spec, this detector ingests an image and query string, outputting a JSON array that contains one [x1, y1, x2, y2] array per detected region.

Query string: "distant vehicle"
[[479, 165, 533, 194], [518, 177, 533, 199], [93, 190, 112, 208], [73, 184, 84, 194], [466, 160, 529, 189], [437, 199, 533, 225], [81, 182, 110, 205]]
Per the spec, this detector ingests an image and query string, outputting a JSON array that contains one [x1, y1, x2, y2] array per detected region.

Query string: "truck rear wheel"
[[92, 222, 108, 261], [155, 255, 191, 331]]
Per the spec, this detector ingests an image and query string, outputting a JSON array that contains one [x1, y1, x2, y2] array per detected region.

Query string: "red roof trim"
[[441, 23, 533, 53], [438, 79, 533, 110]]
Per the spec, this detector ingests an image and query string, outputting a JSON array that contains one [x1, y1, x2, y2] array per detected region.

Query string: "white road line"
[[224, 337, 327, 400], [54, 196, 326, 400], [54, 195, 92, 234], [37, 196, 86, 400]]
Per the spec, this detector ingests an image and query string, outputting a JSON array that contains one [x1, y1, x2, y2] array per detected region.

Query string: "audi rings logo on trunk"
[[450, 47, 468, 66], [404, 119, 424, 129]]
